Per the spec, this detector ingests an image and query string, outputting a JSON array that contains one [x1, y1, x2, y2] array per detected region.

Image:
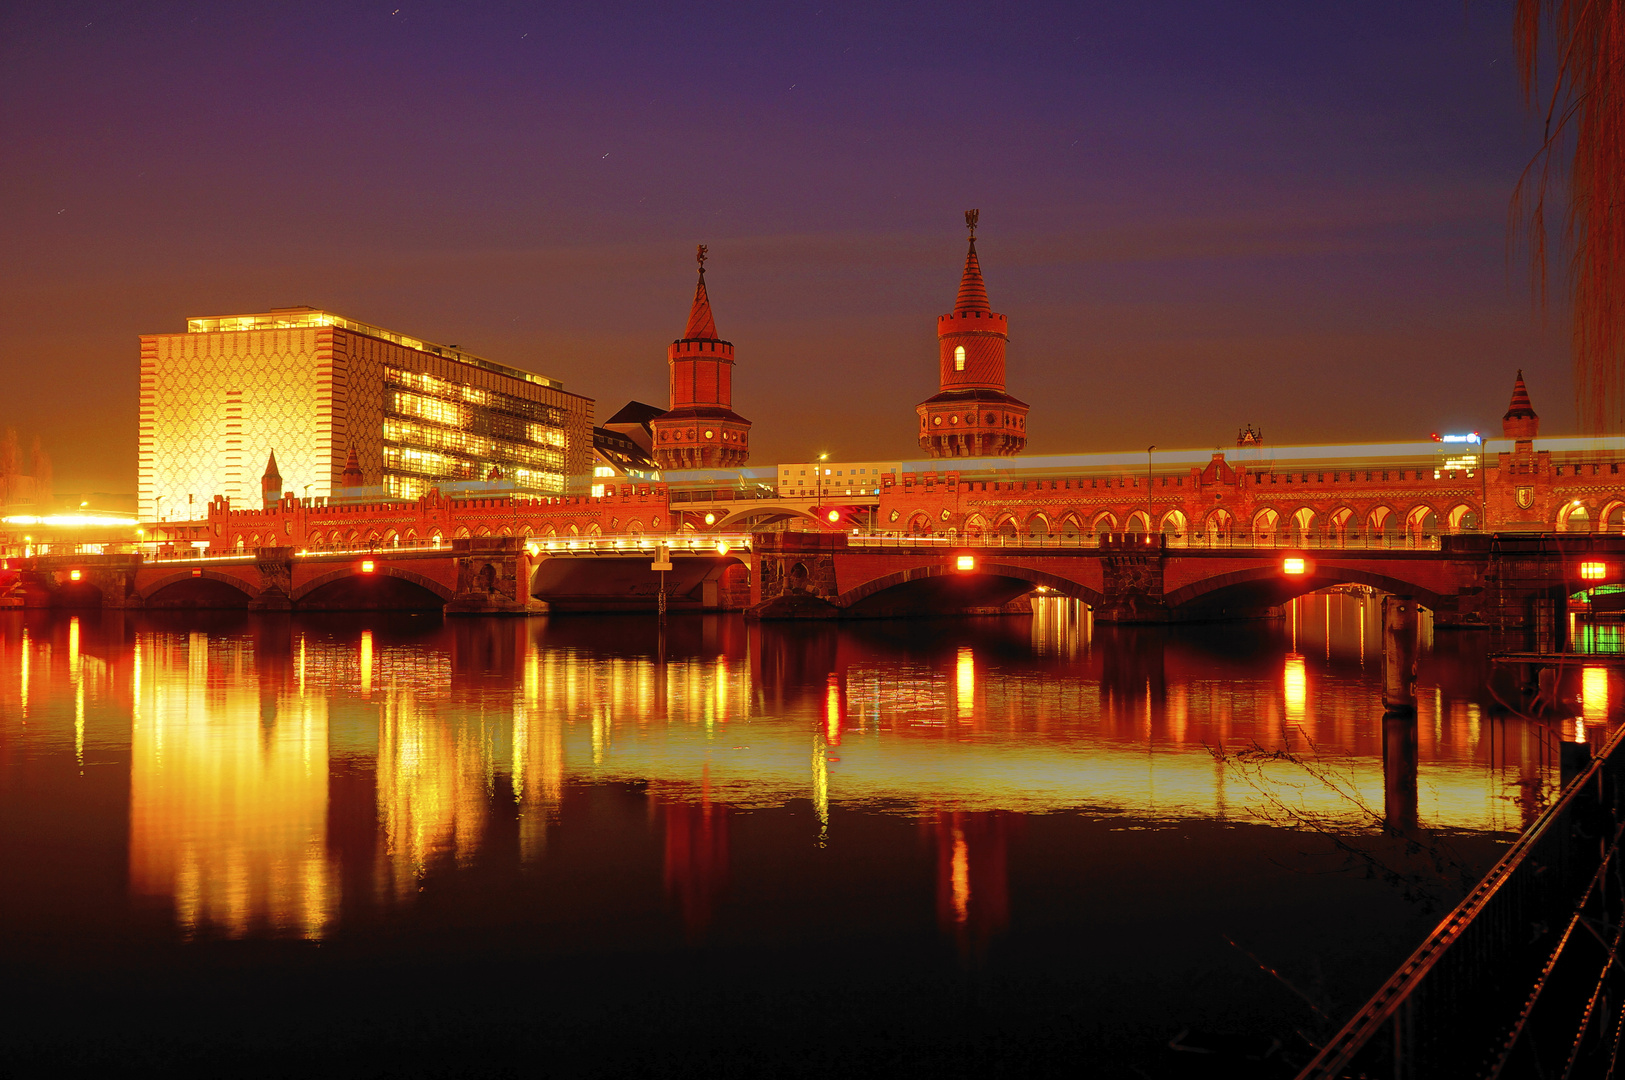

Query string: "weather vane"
[[965, 209, 979, 238], [696, 244, 707, 272]]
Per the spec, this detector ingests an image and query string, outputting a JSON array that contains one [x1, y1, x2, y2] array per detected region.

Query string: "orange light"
[[956, 555, 976, 571], [191, 569, 202, 577], [827, 510, 840, 523], [69, 569, 82, 581], [1283, 557, 1306, 575], [1581, 561, 1608, 581], [360, 560, 376, 574]]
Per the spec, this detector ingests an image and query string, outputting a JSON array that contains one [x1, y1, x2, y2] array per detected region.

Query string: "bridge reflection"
[[0, 599, 1601, 947]]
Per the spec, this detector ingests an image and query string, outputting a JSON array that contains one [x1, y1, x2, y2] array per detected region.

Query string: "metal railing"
[[1297, 726, 1625, 1078], [845, 531, 1445, 551]]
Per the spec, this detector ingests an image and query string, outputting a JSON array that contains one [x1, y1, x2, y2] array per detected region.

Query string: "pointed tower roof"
[[1504, 369, 1538, 420], [341, 445, 364, 489], [261, 451, 281, 487], [1502, 369, 1540, 440], [683, 244, 718, 340], [954, 209, 991, 314]]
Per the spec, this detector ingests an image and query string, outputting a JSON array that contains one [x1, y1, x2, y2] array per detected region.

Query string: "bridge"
[[6, 536, 752, 615], [6, 529, 1621, 636], [749, 530, 1625, 633]]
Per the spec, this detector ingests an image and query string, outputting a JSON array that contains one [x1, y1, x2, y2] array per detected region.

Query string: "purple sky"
[[0, 1, 1569, 494]]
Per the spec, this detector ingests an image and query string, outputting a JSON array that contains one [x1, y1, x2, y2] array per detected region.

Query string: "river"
[[0, 594, 1607, 1077]]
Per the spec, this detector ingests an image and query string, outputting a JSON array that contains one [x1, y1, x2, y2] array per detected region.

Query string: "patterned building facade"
[[916, 211, 1028, 458], [139, 308, 592, 522], [650, 248, 752, 469]]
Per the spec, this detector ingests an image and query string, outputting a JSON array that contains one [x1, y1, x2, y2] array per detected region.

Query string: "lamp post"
[[154, 496, 165, 549], [817, 452, 828, 528], [1146, 445, 1155, 542], [1478, 432, 1488, 532]]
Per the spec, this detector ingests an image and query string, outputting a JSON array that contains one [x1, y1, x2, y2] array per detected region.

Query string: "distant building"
[[138, 307, 593, 521], [916, 210, 1028, 458], [592, 401, 662, 495]]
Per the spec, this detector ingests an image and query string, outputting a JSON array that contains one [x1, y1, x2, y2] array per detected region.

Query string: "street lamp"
[[817, 453, 829, 524], [1146, 445, 1155, 541]]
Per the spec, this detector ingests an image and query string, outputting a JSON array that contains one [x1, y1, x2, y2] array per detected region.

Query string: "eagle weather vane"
[[696, 243, 707, 273], [965, 209, 979, 238]]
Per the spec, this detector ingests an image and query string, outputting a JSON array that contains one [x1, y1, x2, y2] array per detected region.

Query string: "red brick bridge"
[[747, 531, 1625, 630], [12, 531, 1623, 633]]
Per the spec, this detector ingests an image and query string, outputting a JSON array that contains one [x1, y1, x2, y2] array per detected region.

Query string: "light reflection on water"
[[0, 595, 1605, 947]]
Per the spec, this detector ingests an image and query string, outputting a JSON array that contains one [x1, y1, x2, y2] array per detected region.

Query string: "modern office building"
[[138, 307, 593, 521]]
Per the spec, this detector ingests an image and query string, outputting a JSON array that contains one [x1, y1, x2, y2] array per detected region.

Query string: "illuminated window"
[[1581, 561, 1608, 581], [956, 555, 976, 571], [1282, 557, 1306, 575], [360, 560, 375, 573], [954, 345, 966, 371], [593, 466, 616, 477]]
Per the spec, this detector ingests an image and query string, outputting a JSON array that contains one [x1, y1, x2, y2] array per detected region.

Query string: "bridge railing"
[[845, 531, 1445, 551], [1296, 726, 1625, 1079]]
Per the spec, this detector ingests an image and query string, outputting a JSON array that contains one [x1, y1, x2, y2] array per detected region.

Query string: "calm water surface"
[[0, 596, 1611, 1078]]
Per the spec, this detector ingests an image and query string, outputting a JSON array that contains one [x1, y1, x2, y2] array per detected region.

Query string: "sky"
[[0, 0, 1573, 495]]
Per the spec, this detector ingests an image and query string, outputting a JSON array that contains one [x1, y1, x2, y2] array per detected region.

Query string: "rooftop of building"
[[182, 307, 568, 391]]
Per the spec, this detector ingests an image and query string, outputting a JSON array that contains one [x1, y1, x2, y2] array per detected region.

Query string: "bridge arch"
[[140, 568, 259, 608], [1288, 507, 1315, 544], [1204, 508, 1234, 541], [1328, 507, 1354, 542], [964, 513, 988, 540], [714, 505, 821, 530], [1091, 511, 1116, 537], [834, 560, 1106, 613], [1058, 513, 1083, 540], [1560, 501, 1592, 533], [1164, 564, 1448, 618], [1158, 509, 1187, 537], [1251, 507, 1279, 542], [292, 565, 455, 607], [1405, 504, 1441, 542], [1601, 500, 1625, 534], [1366, 505, 1399, 542], [1025, 512, 1049, 538]]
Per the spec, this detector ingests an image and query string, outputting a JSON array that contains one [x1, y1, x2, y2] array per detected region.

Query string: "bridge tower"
[[650, 245, 752, 470], [916, 210, 1028, 458]]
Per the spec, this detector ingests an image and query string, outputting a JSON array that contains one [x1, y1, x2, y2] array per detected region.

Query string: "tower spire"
[[955, 209, 990, 314], [684, 244, 717, 340]]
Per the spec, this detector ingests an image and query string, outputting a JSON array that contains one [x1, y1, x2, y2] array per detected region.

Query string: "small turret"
[[340, 445, 364, 490], [261, 451, 282, 510], [1502, 370, 1540, 444]]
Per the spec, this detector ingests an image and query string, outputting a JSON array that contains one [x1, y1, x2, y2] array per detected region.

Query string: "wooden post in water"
[[1382, 595, 1419, 714], [1382, 712, 1419, 835]]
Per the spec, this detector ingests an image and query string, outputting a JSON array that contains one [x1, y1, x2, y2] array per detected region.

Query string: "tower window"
[[954, 345, 966, 371]]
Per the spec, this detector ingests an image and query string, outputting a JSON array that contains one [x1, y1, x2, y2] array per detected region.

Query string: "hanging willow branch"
[[1513, 0, 1625, 434]]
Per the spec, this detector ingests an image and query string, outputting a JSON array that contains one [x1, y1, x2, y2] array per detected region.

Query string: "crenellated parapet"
[[184, 484, 677, 553]]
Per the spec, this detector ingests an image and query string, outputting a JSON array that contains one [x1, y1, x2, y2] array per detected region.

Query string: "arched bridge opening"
[[294, 567, 453, 611], [1163, 565, 1448, 621], [141, 571, 256, 609], [836, 562, 1104, 618]]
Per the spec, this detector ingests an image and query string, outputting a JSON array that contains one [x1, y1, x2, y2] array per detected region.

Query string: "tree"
[[1514, 0, 1625, 433]]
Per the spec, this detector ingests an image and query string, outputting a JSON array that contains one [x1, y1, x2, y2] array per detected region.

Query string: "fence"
[[1297, 726, 1625, 1078]]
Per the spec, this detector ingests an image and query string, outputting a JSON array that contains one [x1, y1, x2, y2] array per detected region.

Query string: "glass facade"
[[381, 366, 569, 499], [140, 309, 593, 520]]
